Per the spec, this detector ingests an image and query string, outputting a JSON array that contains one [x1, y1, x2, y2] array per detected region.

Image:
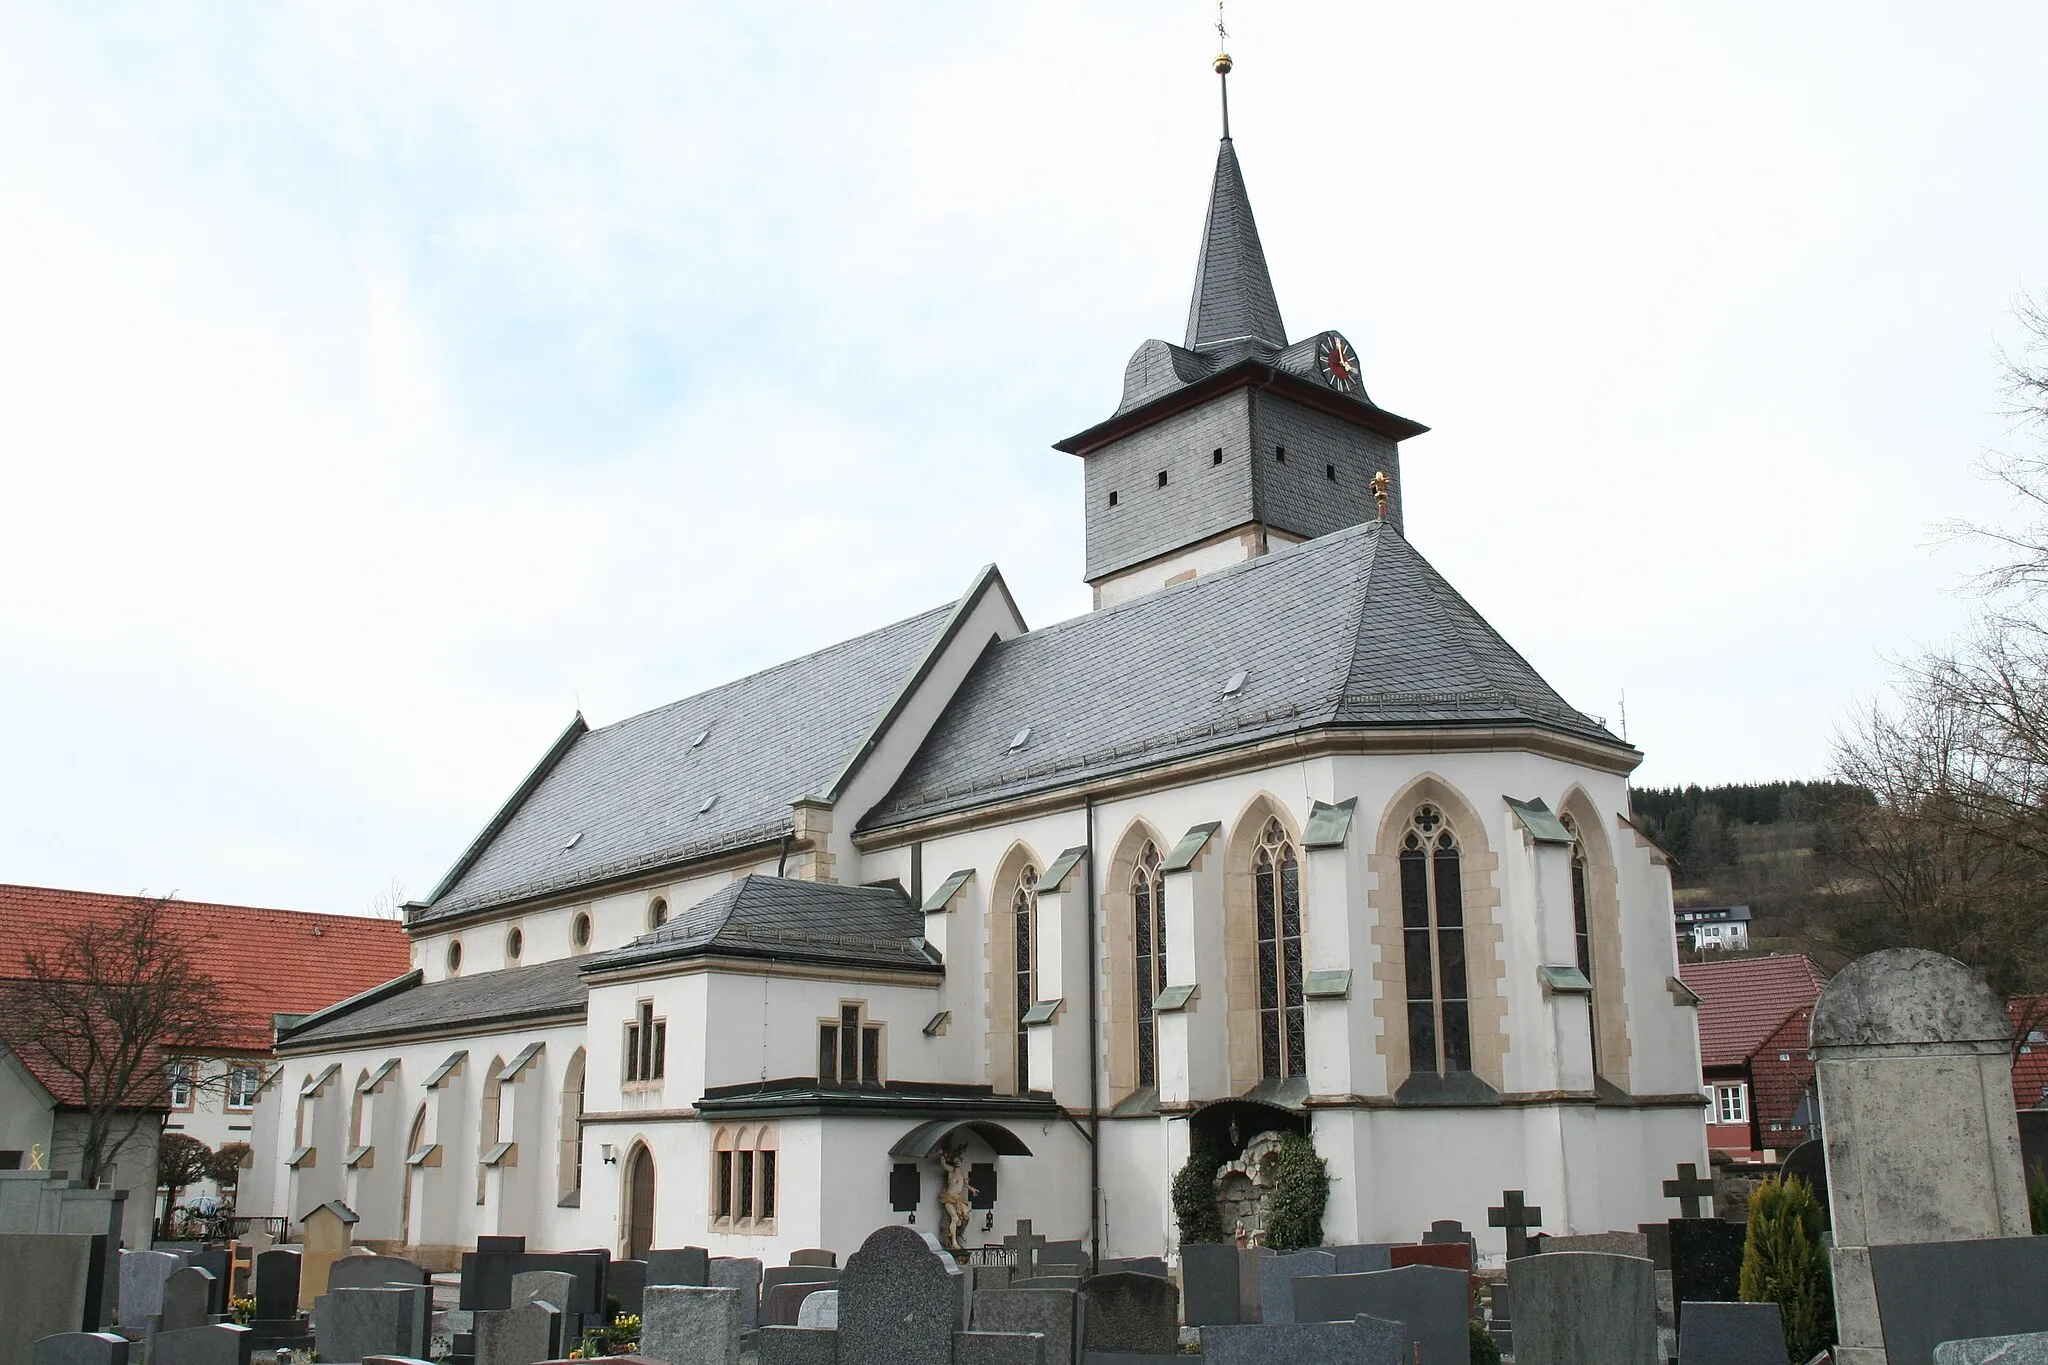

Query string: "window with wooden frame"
[[1132, 842, 1168, 1090], [1253, 819, 1305, 1080], [818, 1002, 883, 1087], [623, 999, 667, 1084], [227, 1062, 262, 1112], [1399, 804, 1471, 1075], [167, 1059, 196, 1111], [711, 1126, 778, 1229]]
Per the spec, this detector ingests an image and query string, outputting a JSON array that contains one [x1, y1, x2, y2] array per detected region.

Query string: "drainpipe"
[[1085, 794, 1101, 1270]]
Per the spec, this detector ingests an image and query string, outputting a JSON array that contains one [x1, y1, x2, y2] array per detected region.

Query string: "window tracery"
[[1398, 804, 1471, 1074], [1132, 842, 1167, 1089], [1012, 870, 1037, 1093], [1252, 819, 1305, 1079]]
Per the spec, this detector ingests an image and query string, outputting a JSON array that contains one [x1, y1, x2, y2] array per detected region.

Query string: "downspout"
[[775, 834, 792, 878], [1085, 794, 1101, 1270]]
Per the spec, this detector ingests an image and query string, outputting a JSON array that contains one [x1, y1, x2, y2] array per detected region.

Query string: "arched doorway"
[[624, 1142, 656, 1260]]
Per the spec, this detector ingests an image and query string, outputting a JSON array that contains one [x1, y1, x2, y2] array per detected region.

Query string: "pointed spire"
[[1183, 136, 1286, 353]]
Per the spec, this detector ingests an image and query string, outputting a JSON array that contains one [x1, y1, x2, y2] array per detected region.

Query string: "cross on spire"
[[1662, 1162, 1717, 1219], [1213, 2, 1234, 139], [1488, 1189, 1544, 1260]]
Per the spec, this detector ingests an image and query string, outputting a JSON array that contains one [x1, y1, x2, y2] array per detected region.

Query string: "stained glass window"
[[1132, 843, 1167, 1089], [1398, 805, 1472, 1075], [1253, 820, 1305, 1079]]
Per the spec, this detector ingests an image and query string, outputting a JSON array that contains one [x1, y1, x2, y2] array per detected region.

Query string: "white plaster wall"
[[1094, 531, 1263, 608], [161, 1056, 266, 1198], [0, 1055, 55, 1160]]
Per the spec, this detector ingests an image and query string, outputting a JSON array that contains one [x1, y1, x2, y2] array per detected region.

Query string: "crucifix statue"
[[937, 1143, 972, 1251]]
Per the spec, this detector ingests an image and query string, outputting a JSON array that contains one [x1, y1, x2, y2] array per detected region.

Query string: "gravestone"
[[1180, 1244, 1241, 1326], [1486, 1280, 1513, 1354], [1663, 1164, 1717, 1220], [1003, 1222, 1049, 1281], [1933, 1336, 2048, 1365], [1041, 1242, 1087, 1271], [162, 1265, 219, 1332], [1811, 950, 2032, 1365], [299, 1202, 359, 1311], [1676, 1301, 1788, 1365], [1078, 1272, 1177, 1355], [478, 1236, 526, 1253], [254, 1249, 303, 1323], [1388, 1243, 1470, 1274], [764, 1280, 835, 1329], [645, 1247, 711, 1287], [1325, 1244, 1396, 1274], [1095, 1257, 1168, 1279], [1289, 1263, 1468, 1365], [186, 1247, 232, 1312], [1544, 1230, 1650, 1258], [1011, 1276, 1081, 1291], [838, 1225, 961, 1365], [1780, 1141, 1830, 1228], [1636, 1222, 1674, 1271], [514, 1253, 606, 1319], [1256, 1250, 1336, 1325], [1238, 1247, 1270, 1323], [0, 1231, 101, 1365], [790, 1249, 837, 1268], [1488, 1190, 1544, 1260], [708, 1257, 763, 1334], [1668, 1220, 1746, 1328], [318, 1284, 433, 1364], [610, 1259, 649, 1317], [327, 1256, 428, 1291], [150, 1325, 254, 1365], [1868, 1236, 2048, 1363], [1508, 1251, 1657, 1365], [511, 1271, 576, 1310], [119, 1249, 183, 1332], [640, 1285, 740, 1365], [798, 1289, 839, 1329], [31, 1335, 128, 1365], [755, 1326, 839, 1365], [763, 1265, 840, 1297], [971, 1288, 1076, 1365], [1199, 1317, 1408, 1365], [473, 1299, 562, 1365], [1421, 1220, 1475, 1252], [953, 1333, 1048, 1365]]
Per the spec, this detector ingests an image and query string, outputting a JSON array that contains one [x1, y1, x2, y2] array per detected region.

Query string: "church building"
[[243, 66, 1707, 1267]]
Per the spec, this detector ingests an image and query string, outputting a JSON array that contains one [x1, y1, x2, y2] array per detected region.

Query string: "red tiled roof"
[[1679, 954, 1830, 1068], [1748, 1004, 1818, 1150], [2012, 996, 2048, 1111], [0, 884, 412, 1056]]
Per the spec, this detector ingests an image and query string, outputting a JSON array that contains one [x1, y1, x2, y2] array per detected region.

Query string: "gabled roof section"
[[1679, 954, 1831, 1068], [276, 957, 588, 1051], [415, 601, 959, 923], [583, 874, 937, 977], [1185, 138, 1285, 354], [0, 884, 411, 1054], [863, 520, 1628, 832]]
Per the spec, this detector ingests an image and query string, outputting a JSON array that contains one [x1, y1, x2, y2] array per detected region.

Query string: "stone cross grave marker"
[[640, 1285, 741, 1365], [31, 1332, 129, 1365], [839, 1224, 961, 1365], [1508, 1251, 1657, 1365], [1002, 1219, 1048, 1281], [1662, 1163, 1716, 1220], [1488, 1190, 1543, 1260]]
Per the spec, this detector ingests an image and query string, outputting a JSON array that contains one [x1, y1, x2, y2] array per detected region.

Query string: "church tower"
[[1055, 54, 1427, 609]]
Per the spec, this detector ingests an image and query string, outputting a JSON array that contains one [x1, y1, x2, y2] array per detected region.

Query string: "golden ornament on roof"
[[1214, 52, 1233, 75]]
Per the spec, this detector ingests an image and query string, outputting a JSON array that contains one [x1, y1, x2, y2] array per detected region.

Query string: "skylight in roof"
[[1222, 669, 1249, 698], [1007, 726, 1032, 753], [698, 794, 718, 815], [564, 832, 583, 850]]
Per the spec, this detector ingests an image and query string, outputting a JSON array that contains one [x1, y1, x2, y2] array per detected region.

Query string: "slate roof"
[[1185, 138, 1286, 354], [1679, 954, 1831, 1069], [277, 956, 588, 1051], [583, 874, 937, 976], [0, 884, 411, 1055], [416, 603, 957, 922], [864, 519, 1624, 831]]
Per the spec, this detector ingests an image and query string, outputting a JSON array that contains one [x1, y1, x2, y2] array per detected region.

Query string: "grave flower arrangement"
[[574, 1312, 640, 1357], [228, 1296, 257, 1325]]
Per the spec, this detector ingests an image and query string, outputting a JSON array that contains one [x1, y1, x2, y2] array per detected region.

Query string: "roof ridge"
[[0, 883, 405, 927]]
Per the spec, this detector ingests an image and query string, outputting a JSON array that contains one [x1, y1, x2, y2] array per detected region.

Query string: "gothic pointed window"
[[1132, 843, 1168, 1090], [1399, 805, 1472, 1075], [1013, 870, 1037, 1094], [1564, 813, 1599, 1073], [1253, 819, 1305, 1079]]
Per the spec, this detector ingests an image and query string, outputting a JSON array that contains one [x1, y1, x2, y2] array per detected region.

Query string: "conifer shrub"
[[1172, 1137, 1227, 1245], [1468, 1319, 1502, 1365], [1264, 1129, 1329, 1252], [2028, 1160, 2048, 1234], [1739, 1174, 1835, 1361]]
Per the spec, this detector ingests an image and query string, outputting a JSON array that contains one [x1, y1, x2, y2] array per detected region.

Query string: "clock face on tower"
[[1316, 333, 1362, 392]]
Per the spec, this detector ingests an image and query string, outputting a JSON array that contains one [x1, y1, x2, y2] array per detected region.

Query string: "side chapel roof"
[[582, 874, 937, 976], [864, 518, 1626, 832], [277, 956, 587, 1050], [414, 600, 960, 923]]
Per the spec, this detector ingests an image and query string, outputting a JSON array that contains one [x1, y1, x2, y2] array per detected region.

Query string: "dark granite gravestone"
[[1421, 1220, 1474, 1252], [709, 1257, 764, 1333], [1636, 1222, 1674, 1271], [1041, 1241, 1088, 1270], [1289, 1264, 1467, 1365], [763, 1265, 840, 1297], [953, 1333, 1049, 1365], [1257, 1251, 1336, 1325], [1324, 1244, 1396, 1274], [1485, 1280, 1512, 1354], [1079, 1272, 1177, 1355], [1094, 1257, 1167, 1279], [318, 1284, 430, 1363], [789, 1249, 838, 1268], [1011, 1276, 1082, 1291], [1198, 1317, 1408, 1365], [477, 1237, 526, 1254], [327, 1256, 428, 1291], [254, 1249, 302, 1322], [1389, 1243, 1471, 1274], [839, 1226, 962, 1365], [1868, 1235, 2048, 1364], [973, 1288, 1077, 1365], [31, 1333, 129, 1365], [1779, 1141, 1830, 1229], [644, 1247, 710, 1287], [1668, 1219, 1746, 1328], [1676, 1300, 1788, 1365], [150, 1325, 254, 1365], [1507, 1252, 1657, 1365], [160, 1265, 217, 1332], [639, 1286, 740, 1365], [609, 1258, 648, 1317], [1180, 1244, 1241, 1327], [755, 1325, 839, 1365], [764, 1279, 839, 1329], [474, 1299, 563, 1365]]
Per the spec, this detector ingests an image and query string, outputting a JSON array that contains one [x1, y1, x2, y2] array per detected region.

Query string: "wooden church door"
[[626, 1143, 656, 1260]]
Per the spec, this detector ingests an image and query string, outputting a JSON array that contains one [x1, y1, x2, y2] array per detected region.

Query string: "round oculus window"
[[446, 940, 463, 973], [573, 913, 591, 948], [650, 898, 668, 929], [506, 927, 523, 960]]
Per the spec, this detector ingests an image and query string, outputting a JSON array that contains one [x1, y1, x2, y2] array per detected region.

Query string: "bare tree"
[[13, 892, 226, 1186], [1941, 291, 2048, 600], [367, 876, 409, 921]]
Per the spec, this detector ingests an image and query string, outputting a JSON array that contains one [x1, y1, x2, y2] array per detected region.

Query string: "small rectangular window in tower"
[[1212, 448, 1223, 465], [1107, 490, 1118, 507], [1275, 445, 1286, 463], [1157, 470, 1168, 487], [1326, 464, 1337, 482]]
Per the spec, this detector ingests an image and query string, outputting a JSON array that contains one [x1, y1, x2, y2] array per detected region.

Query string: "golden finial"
[[1371, 470, 1391, 519], [1214, 52, 1233, 75]]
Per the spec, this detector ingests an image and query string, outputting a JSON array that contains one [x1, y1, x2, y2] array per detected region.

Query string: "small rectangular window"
[[1274, 445, 1286, 463], [1212, 448, 1223, 465], [840, 1004, 860, 1082], [228, 1064, 261, 1111], [861, 1025, 881, 1085], [1326, 463, 1337, 481], [1157, 470, 1168, 488], [1716, 1083, 1748, 1124], [819, 1024, 839, 1083], [652, 1020, 667, 1080], [1107, 490, 1118, 507]]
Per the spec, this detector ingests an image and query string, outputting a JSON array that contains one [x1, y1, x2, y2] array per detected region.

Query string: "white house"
[[243, 93, 1708, 1270]]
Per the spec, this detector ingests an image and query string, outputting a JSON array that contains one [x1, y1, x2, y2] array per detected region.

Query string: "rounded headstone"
[[1811, 949, 2010, 1049]]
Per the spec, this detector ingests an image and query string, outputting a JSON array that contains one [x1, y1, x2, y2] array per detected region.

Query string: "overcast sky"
[[4, 3, 2044, 916]]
